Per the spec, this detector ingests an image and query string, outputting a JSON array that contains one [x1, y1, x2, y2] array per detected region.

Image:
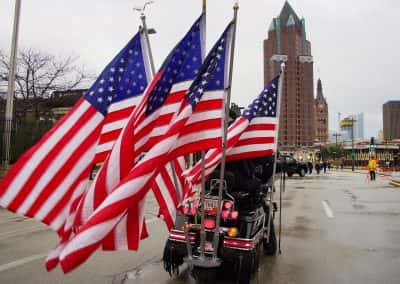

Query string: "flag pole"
[[3, 0, 21, 168], [199, 0, 207, 260], [212, 2, 239, 260], [266, 62, 285, 246], [139, 12, 155, 76]]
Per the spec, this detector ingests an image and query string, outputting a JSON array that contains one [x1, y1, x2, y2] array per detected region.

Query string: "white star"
[[108, 86, 114, 92], [99, 79, 105, 84], [89, 91, 95, 96], [120, 58, 125, 63], [98, 88, 104, 93], [97, 97, 103, 103], [110, 67, 116, 73], [192, 57, 197, 62], [107, 96, 113, 102], [272, 84, 276, 89], [134, 51, 139, 56], [132, 82, 137, 86], [140, 86, 144, 90], [138, 74, 143, 79], [109, 77, 115, 82], [127, 89, 131, 94], [129, 49, 133, 54], [119, 67, 124, 73], [125, 78, 130, 83], [135, 62, 141, 68], [130, 70, 135, 75]]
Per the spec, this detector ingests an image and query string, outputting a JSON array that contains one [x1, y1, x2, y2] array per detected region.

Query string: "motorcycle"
[[163, 159, 278, 284]]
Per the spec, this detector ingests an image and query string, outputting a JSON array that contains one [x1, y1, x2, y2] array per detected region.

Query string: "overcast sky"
[[1, 0, 399, 138]]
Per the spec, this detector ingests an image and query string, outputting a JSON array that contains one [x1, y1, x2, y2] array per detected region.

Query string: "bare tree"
[[0, 48, 91, 116]]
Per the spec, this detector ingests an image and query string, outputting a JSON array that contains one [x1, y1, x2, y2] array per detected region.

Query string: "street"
[[0, 171, 400, 283]]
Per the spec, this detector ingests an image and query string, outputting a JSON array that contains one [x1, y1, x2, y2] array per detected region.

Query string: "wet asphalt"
[[0, 170, 399, 283]]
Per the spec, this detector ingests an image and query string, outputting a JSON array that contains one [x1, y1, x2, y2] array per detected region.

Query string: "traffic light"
[[370, 137, 375, 146]]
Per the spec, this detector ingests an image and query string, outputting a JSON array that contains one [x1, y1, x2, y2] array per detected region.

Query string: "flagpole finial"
[[280, 62, 286, 71], [234, 1, 239, 10]]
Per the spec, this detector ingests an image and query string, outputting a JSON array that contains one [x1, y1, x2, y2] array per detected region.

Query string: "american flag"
[[93, 32, 153, 163], [64, 15, 206, 254], [58, 21, 234, 273], [0, 31, 151, 241], [184, 75, 281, 187]]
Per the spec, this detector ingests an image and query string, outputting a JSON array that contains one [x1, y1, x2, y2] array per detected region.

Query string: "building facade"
[[383, 101, 400, 140], [315, 79, 328, 143], [264, 1, 315, 148]]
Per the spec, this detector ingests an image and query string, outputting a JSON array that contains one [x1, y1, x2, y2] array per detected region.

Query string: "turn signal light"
[[227, 227, 238, 237]]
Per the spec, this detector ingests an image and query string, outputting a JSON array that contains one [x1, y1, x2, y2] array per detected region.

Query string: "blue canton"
[[242, 76, 280, 121], [146, 15, 204, 115], [84, 32, 148, 116], [186, 22, 233, 108]]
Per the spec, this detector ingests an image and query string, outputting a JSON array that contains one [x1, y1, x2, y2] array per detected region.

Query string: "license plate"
[[204, 198, 219, 210]]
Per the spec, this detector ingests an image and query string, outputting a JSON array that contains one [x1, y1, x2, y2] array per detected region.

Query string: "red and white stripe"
[[152, 156, 186, 230], [94, 95, 143, 163], [184, 116, 277, 187], [0, 99, 103, 234]]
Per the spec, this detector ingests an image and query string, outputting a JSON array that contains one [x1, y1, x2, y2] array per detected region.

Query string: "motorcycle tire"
[[263, 220, 277, 255], [236, 254, 253, 284], [192, 266, 217, 284], [252, 241, 263, 273]]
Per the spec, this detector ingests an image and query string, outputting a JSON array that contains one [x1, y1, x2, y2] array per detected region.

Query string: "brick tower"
[[264, 1, 315, 148]]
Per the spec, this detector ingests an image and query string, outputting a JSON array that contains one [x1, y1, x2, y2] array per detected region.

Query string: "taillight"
[[221, 210, 230, 219], [204, 218, 216, 229], [223, 201, 233, 209], [230, 211, 239, 220]]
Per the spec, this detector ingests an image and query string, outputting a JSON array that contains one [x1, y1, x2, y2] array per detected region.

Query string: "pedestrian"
[[368, 155, 377, 181], [323, 161, 327, 173], [316, 162, 321, 174], [307, 161, 313, 174]]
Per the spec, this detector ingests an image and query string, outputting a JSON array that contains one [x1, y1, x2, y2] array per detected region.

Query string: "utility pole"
[[333, 132, 341, 169], [351, 117, 356, 172], [3, 0, 22, 167]]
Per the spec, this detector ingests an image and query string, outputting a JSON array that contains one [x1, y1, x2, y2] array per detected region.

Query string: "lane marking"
[[322, 200, 334, 218], [0, 253, 47, 272]]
